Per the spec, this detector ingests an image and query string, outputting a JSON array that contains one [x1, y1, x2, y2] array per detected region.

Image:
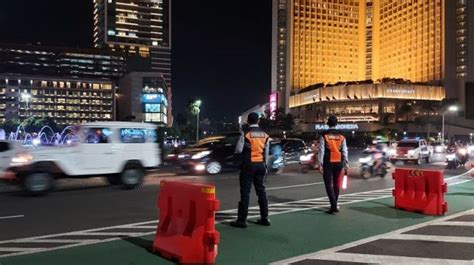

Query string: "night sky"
[[0, 0, 272, 121]]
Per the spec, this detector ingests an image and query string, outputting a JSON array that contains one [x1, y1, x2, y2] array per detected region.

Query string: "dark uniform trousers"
[[322, 163, 343, 210], [237, 162, 268, 221]]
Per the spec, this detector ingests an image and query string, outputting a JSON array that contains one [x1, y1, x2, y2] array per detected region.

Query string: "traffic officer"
[[318, 115, 348, 214], [231, 112, 271, 228]]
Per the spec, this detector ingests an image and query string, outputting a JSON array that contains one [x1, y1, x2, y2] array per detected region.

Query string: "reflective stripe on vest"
[[324, 134, 345, 163], [245, 131, 268, 163]]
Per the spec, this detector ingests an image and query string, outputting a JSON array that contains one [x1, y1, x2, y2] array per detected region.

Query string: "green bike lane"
[[1, 180, 473, 265]]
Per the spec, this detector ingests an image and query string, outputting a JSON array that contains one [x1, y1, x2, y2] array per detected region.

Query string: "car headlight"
[[359, 156, 372, 163], [299, 153, 314, 162], [10, 152, 33, 167], [192, 150, 212, 160], [407, 150, 416, 156], [435, 146, 443, 153], [459, 148, 467, 156]]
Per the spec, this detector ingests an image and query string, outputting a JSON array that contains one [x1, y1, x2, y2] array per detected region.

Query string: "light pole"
[[192, 99, 202, 142], [20, 91, 31, 118], [441, 105, 458, 144]]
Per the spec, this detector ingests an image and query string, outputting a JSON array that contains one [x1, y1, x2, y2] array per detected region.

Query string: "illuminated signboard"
[[142, 94, 167, 105], [386, 88, 415, 95], [269, 92, 278, 120], [315, 124, 359, 131], [145, 104, 160, 113]]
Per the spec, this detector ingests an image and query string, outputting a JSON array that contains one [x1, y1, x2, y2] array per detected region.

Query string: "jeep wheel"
[[23, 172, 54, 195], [120, 166, 144, 189]]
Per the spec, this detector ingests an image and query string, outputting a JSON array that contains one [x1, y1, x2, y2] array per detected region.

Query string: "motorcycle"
[[359, 150, 388, 179], [446, 147, 469, 169]]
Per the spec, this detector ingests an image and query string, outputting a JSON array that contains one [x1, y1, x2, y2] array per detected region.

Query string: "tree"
[[0, 119, 21, 134], [419, 101, 440, 138], [259, 108, 295, 136], [397, 102, 413, 128]]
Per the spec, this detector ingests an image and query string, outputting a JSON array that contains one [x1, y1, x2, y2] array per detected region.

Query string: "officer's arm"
[[342, 137, 349, 167], [318, 136, 325, 167], [235, 132, 245, 154]]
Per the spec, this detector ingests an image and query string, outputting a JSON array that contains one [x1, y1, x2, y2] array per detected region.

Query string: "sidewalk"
[[1, 180, 473, 265]]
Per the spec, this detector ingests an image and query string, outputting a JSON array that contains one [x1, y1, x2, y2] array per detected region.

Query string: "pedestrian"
[[318, 115, 348, 214], [231, 112, 271, 228]]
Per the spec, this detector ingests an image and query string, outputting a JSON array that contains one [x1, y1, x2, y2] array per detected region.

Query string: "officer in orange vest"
[[231, 112, 271, 228], [318, 115, 348, 214]]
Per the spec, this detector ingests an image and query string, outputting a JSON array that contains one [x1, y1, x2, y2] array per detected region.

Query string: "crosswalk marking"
[[387, 234, 474, 244], [272, 209, 474, 265]]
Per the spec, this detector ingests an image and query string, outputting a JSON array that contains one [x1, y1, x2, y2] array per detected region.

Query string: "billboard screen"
[[269, 92, 278, 120]]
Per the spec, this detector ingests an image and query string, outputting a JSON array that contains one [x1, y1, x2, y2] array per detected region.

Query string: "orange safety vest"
[[244, 129, 269, 163], [324, 134, 345, 163]]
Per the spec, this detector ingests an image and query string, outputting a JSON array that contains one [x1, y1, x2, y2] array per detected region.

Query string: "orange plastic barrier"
[[153, 181, 220, 264], [392, 168, 447, 216]]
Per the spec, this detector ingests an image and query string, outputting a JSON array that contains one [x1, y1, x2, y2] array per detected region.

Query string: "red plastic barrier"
[[392, 168, 447, 215], [153, 181, 220, 264]]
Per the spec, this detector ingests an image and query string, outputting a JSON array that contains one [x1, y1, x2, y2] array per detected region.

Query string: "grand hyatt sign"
[[289, 84, 445, 108]]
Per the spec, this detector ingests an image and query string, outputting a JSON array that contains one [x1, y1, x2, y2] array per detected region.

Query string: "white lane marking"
[[17, 239, 95, 244], [73, 232, 147, 237], [271, 209, 474, 265], [280, 252, 474, 265], [126, 225, 157, 229], [0, 215, 24, 220], [388, 234, 474, 244], [445, 169, 473, 180], [0, 247, 46, 252], [433, 221, 474, 227], [266, 182, 324, 191]]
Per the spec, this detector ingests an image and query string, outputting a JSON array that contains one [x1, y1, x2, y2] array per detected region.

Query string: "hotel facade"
[[272, 0, 472, 126]]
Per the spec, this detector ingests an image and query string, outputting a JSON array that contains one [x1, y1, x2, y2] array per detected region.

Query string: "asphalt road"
[[0, 151, 469, 242]]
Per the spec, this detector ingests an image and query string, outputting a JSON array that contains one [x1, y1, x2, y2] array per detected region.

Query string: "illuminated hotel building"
[[271, 0, 470, 126], [0, 75, 114, 125], [93, 0, 172, 87]]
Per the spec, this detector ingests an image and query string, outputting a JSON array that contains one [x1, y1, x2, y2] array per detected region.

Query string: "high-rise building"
[[93, 0, 171, 87], [445, 0, 474, 119], [273, 0, 445, 111], [0, 43, 126, 80]]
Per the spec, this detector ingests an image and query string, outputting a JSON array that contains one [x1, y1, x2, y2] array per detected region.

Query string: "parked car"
[[2, 122, 161, 195], [390, 138, 432, 165]]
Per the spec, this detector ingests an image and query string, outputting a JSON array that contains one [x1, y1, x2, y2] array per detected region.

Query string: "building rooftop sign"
[[315, 124, 359, 131]]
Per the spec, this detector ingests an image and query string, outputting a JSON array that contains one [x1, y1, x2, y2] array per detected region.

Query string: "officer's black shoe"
[[325, 208, 338, 214], [230, 220, 247, 228], [256, 218, 271, 226]]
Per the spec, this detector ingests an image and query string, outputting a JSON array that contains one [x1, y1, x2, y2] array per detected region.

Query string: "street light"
[[191, 99, 202, 142], [441, 105, 458, 144]]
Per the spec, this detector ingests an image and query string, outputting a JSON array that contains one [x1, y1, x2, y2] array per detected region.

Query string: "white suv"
[[4, 122, 161, 195], [390, 139, 432, 165]]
